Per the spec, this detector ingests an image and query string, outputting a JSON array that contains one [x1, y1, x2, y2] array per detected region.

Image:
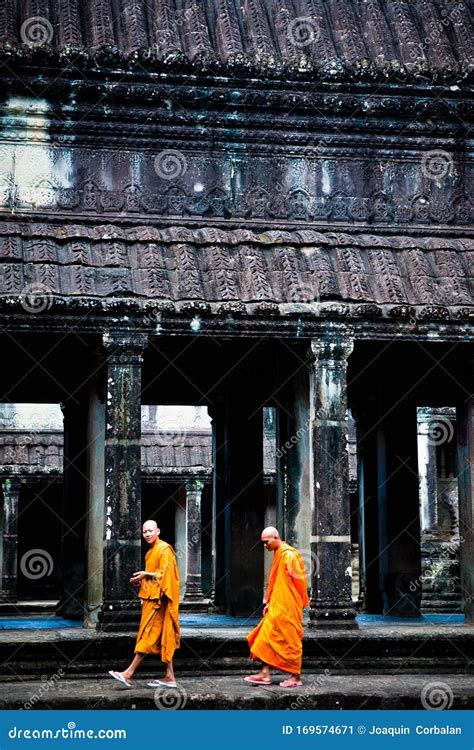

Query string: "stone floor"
[[1, 673, 472, 710]]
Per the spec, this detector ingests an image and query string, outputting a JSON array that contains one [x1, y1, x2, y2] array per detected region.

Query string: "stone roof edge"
[[0, 296, 471, 323], [0, 223, 472, 251], [1, 46, 472, 87]]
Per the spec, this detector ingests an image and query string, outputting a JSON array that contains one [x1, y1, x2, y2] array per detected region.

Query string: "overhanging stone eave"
[[0, 296, 472, 341]]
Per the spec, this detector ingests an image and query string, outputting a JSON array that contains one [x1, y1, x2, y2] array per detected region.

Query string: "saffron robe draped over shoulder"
[[247, 543, 309, 675], [134, 540, 180, 663]]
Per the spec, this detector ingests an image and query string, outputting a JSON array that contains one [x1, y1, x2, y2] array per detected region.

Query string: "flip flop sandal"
[[279, 680, 302, 688], [244, 675, 271, 685], [108, 670, 132, 688], [147, 680, 178, 689]]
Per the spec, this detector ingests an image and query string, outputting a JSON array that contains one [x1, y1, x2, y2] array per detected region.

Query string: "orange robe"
[[247, 543, 309, 675], [134, 540, 180, 663]]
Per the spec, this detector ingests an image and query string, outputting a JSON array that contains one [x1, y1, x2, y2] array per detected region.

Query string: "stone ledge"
[[2, 674, 473, 711]]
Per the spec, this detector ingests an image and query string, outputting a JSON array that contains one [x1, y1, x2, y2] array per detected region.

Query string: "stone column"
[[309, 335, 357, 628], [98, 331, 147, 631], [84, 350, 106, 628], [277, 367, 312, 556], [418, 408, 460, 613], [175, 485, 186, 600], [356, 394, 385, 614], [181, 477, 210, 611], [418, 411, 438, 533], [458, 389, 474, 624], [0, 477, 22, 602], [209, 402, 227, 610], [58, 397, 88, 619]]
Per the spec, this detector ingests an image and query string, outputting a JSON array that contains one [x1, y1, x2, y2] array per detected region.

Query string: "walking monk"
[[108, 520, 180, 688], [245, 526, 309, 688]]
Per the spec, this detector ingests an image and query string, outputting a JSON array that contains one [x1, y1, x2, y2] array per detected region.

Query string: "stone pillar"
[[181, 477, 210, 611], [277, 364, 312, 555], [98, 332, 147, 631], [458, 389, 474, 623], [58, 397, 88, 619], [84, 351, 106, 627], [356, 394, 385, 613], [209, 402, 227, 610], [309, 335, 357, 628], [175, 485, 186, 600], [0, 477, 22, 602], [418, 408, 460, 613], [418, 411, 438, 532]]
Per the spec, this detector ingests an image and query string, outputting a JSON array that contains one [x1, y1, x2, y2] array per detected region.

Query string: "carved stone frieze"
[[0, 145, 470, 228]]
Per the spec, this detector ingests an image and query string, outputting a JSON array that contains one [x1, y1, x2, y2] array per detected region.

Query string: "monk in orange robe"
[[108, 520, 180, 688], [246, 526, 309, 688]]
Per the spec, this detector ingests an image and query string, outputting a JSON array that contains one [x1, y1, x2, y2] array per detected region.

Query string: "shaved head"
[[142, 519, 160, 545], [143, 520, 158, 531], [261, 526, 282, 551], [261, 526, 280, 539]]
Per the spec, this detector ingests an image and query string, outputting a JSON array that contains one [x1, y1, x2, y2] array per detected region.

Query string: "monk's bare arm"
[[129, 570, 158, 585]]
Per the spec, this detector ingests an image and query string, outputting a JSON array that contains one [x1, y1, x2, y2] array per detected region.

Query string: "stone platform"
[[1, 674, 473, 711], [1, 616, 472, 685]]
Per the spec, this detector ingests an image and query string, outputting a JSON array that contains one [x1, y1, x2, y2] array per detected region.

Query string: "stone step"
[[2, 674, 473, 711], [1, 626, 473, 679], [0, 600, 58, 615]]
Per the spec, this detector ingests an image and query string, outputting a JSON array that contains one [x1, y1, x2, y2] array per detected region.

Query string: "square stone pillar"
[[57, 397, 88, 619], [84, 349, 106, 628], [458, 389, 474, 624], [0, 477, 22, 602], [355, 394, 385, 614], [98, 332, 147, 631], [276, 366, 312, 556], [181, 477, 210, 612], [209, 402, 227, 610], [308, 335, 357, 628]]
